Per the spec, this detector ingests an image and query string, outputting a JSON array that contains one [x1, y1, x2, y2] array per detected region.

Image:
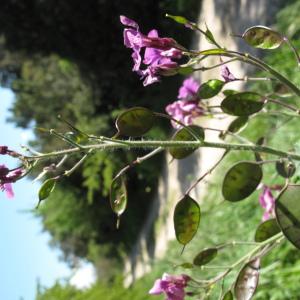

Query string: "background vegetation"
[[2, 0, 300, 299]]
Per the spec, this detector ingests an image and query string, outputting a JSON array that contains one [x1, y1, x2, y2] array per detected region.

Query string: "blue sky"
[[0, 88, 71, 300]]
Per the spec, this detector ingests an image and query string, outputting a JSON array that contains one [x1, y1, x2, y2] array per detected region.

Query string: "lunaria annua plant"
[[2, 13, 300, 300]]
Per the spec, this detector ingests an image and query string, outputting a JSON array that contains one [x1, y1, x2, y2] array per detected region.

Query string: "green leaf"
[[110, 176, 127, 228], [165, 14, 188, 25], [221, 290, 233, 300], [177, 262, 194, 269], [254, 219, 281, 242], [205, 24, 218, 46], [38, 178, 57, 207], [174, 195, 201, 247], [227, 116, 249, 134], [169, 125, 204, 159], [193, 248, 218, 266], [276, 159, 296, 178], [198, 79, 224, 99], [221, 92, 265, 116], [242, 26, 284, 49], [234, 258, 260, 300], [222, 161, 263, 202], [275, 185, 300, 249], [115, 107, 155, 137]]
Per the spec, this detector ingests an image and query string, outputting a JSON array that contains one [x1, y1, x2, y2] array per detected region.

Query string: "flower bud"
[[0, 146, 8, 155]]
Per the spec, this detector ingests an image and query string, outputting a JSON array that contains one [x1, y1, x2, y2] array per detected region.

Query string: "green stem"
[[207, 232, 284, 286], [228, 50, 300, 97], [25, 139, 300, 161], [267, 98, 300, 113], [193, 58, 238, 72], [196, 49, 300, 97], [64, 149, 93, 177]]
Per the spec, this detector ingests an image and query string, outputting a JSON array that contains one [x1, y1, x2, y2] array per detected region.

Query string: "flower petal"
[[4, 183, 14, 199], [149, 279, 165, 295], [178, 77, 200, 100], [120, 15, 139, 29]]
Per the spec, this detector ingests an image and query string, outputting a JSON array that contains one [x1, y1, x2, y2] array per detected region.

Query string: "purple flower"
[[149, 273, 190, 300], [0, 164, 23, 199], [120, 16, 183, 85], [166, 100, 203, 128], [166, 77, 203, 128], [221, 65, 236, 82], [259, 186, 275, 221], [0, 146, 8, 155], [178, 77, 200, 100]]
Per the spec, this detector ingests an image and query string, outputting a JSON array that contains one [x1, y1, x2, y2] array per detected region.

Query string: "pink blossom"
[[0, 164, 23, 199], [166, 77, 203, 128], [259, 186, 275, 221], [120, 16, 182, 85], [149, 273, 190, 300], [2, 183, 14, 198], [166, 100, 203, 128], [178, 77, 200, 100]]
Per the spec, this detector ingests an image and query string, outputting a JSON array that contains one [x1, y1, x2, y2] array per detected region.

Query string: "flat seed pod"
[[222, 162, 263, 202], [234, 258, 260, 300], [199, 49, 227, 55], [228, 116, 249, 134], [174, 195, 201, 246], [178, 66, 194, 75], [110, 176, 127, 229], [221, 92, 264, 116], [242, 26, 284, 49], [37, 178, 57, 207], [223, 89, 238, 97], [193, 248, 218, 266], [115, 107, 155, 137], [166, 14, 188, 25], [276, 160, 296, 178], [198, 79, 224, 99], [205, 25, 218, 46], [64, 131, 88, 144], [169, 125, 204, 159], [221, 290, 233, 300], [275, 185, 300, 249], [254, 219, 281, 242]]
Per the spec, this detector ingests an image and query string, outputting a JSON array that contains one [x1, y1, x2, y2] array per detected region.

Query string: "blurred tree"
[[0, 0, 201, 278]]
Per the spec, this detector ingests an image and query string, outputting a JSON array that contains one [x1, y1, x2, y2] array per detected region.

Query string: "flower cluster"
[[149, 273, 190, 300], [259, 185, 276, 221], [0, 146, 23, 198], [120, 16, 184, 86], [166, 77, 203, 128]]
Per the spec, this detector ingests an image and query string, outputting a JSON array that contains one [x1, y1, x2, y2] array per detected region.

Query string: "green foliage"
[[36, 282, 81, 300], [276, 0, 300, 38]]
